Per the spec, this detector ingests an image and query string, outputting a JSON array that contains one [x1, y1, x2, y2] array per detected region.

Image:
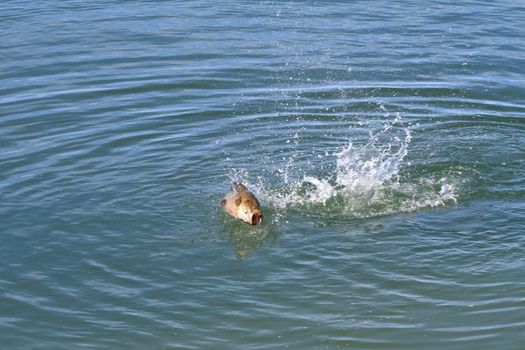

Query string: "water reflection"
[[220, 208, 280, 259]]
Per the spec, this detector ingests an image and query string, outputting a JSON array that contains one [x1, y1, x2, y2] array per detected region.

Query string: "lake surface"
[[1, 1, 525, 349]]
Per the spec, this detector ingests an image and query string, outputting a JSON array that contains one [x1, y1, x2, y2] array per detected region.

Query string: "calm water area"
[[1, 1, 525, 349]]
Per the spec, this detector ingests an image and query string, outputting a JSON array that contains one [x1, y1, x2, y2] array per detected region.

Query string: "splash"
[[229, 116, 457, 219]]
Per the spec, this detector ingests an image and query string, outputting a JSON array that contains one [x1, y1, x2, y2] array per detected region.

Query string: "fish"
[[221, 182, 263, 225]]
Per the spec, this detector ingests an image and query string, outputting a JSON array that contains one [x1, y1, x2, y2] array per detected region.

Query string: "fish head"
[[222, 185, 263, 225], [238, 206, 263, 225]]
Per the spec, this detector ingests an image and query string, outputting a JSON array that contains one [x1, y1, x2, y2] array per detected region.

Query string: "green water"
[[1, 1, 525, 349]]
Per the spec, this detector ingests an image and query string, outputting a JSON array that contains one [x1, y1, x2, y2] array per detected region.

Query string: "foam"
[[229, 116, 457, 219]]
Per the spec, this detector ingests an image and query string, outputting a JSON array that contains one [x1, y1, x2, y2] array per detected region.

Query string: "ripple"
[[2, 0, 525, 349]]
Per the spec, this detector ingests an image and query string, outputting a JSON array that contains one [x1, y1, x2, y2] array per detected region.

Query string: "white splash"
[[335, 128, 411, 194], [229, 117, 457, 219]]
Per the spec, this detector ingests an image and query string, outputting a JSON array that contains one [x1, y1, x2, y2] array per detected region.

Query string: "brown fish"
[[221, 182, 263, 225]]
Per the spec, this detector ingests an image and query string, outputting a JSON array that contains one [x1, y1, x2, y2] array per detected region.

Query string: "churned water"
[[1, 1, 525, 349]]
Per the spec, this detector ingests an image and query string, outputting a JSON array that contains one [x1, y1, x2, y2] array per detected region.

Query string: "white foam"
[[229, 117, 457, 219]]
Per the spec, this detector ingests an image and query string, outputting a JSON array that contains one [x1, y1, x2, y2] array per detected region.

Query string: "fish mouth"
[[251, 213, 263, 225]]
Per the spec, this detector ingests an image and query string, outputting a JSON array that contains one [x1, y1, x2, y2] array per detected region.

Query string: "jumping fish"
[[221, 182, 263, 225]]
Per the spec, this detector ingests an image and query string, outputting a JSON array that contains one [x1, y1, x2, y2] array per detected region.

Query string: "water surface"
[[1, 1, 525, 349]]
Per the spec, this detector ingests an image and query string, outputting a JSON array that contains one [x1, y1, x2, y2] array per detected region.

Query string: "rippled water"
[[1, 1, 525, 349]]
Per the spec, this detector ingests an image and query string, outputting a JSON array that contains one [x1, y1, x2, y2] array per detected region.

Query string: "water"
[[1, 1, 525, 349]]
